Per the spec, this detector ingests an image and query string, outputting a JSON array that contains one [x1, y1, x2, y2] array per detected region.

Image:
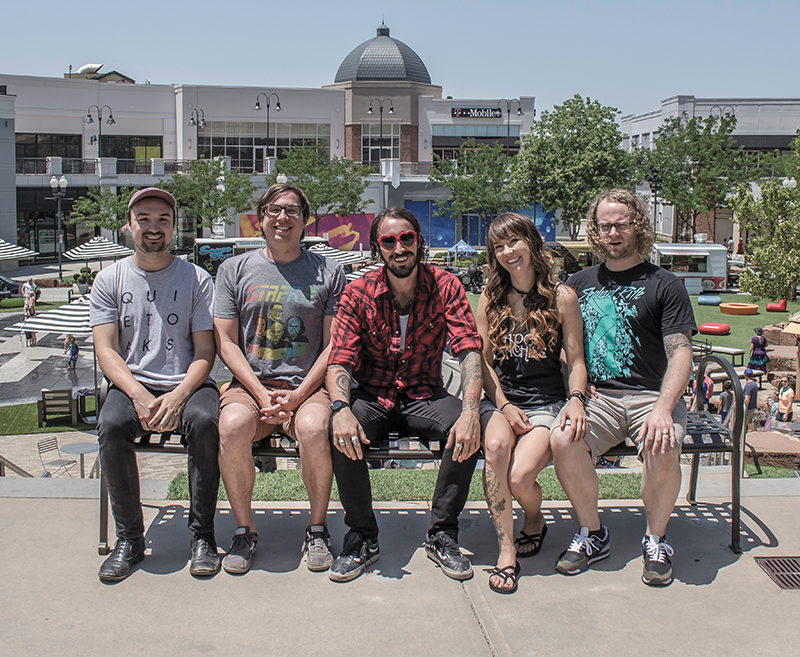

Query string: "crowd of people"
[[90, 184, 785, 594]]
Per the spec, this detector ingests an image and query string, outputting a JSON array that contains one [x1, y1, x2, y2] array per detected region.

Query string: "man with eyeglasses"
[[326, 207, 483, 582], [551, 189, 696, 587], [214, 183, 346, 575]]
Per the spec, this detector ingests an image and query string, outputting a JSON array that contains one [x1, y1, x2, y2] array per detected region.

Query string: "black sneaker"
[[98, 536, 145, 582], [303, 525, 334, 572], [555, 526, 610, 575], [641, 534, 674, 587], [425, 531, 473, 580], [190, 533, 221, 577], [329, 532, 380, 582], [222, 527, 258, 574]]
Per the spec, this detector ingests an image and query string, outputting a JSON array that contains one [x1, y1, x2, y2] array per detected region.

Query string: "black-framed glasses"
[[266, 204, 302, 218], [597, 220, 632, 234], [378, 230, 417, 250]]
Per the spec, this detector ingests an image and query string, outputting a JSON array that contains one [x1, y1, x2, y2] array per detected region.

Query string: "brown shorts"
[[219, 379, 330, 442]]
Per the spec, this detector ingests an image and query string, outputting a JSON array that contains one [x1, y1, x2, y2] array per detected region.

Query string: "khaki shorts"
[[480, 398, 565, 430], [584, 388, 686, 460], [220, 379, 330, 442]]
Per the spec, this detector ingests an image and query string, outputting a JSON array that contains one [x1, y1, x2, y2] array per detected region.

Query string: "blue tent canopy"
[[446, 240, 477, 255]]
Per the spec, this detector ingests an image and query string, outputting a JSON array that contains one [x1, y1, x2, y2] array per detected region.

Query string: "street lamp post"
[[497, 99, 522, 157], [367, 98, 394, 163], [188, 108, 206, 128], [645, 166, 663, 226], [783, 177, 797, 189], [254, 93, 281, 171], [85, 104, 116, 160], [46, 175, 71, 282]]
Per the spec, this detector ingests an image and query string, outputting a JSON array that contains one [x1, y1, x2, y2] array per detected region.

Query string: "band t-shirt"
[[568, 261, 696, 392], [214, 248, 345, 388], [89, 257, 214, 391], [494, 321, 566, 407]]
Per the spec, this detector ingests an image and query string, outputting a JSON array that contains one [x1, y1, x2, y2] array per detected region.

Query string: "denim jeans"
[[98, 382, 220, 541], [331, 387, 478, 544]]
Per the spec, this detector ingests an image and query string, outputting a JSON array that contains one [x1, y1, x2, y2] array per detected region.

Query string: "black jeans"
[[331, 387, 478, 544], [98, 383, 220, 541]]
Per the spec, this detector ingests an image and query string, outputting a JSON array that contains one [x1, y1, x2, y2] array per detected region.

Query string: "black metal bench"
[[97, 354, 744, 556]]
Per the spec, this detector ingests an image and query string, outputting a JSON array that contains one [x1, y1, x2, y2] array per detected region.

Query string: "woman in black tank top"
[[476, 212, 588, 594]]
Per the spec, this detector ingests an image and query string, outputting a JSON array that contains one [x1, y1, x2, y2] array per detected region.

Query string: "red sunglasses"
[[378, 230, 417, 250]]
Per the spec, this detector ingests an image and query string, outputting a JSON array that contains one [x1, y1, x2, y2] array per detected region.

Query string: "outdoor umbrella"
[[306, 243, 372, 267], [6, 296, 99, 418], [0, 238, 38, 261], [65, 236, 133, 270]]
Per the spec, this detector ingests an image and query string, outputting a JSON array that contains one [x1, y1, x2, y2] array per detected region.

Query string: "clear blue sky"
[[4, 0, 798, 117]]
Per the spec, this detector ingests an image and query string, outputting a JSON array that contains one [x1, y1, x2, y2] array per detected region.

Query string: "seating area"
[[36, 436, 76, 477], [37, 389, 78, 427]]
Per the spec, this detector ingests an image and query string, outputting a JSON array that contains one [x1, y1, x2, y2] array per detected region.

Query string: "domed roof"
[[335, 23, 431, 84]]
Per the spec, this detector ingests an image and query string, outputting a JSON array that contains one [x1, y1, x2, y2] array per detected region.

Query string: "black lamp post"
[[497, 99, 522, 157], [645, 166, 662, 224], [367, 98, 394, 163], [85, 104, 115, 158], [254, 93, 281, 168], [46, 175, 71, 282]]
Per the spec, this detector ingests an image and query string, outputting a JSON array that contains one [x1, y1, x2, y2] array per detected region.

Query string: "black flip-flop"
[[514, 523, 548, 558], [488, 561, 521, 594]]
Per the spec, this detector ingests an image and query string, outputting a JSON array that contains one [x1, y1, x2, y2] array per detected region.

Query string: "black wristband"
[[499, 402, 512, 412], [568, 391, 586, 406]]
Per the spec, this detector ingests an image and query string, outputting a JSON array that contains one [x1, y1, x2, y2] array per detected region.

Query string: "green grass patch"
[[0, 400, 96, 435], [744, 463, 799, 478], [167, 466, 643, 501], [0, 299, 67, 313]]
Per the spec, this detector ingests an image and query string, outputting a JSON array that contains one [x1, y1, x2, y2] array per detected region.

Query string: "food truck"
[[650, 242, 728, 292], [193, 237, 265, 276]]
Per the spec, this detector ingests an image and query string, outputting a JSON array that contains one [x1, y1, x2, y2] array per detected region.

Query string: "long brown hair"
[[485, 212, 560, 363]]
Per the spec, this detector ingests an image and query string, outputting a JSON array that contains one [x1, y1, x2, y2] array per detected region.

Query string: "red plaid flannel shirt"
[[329, 263, 482, 410]]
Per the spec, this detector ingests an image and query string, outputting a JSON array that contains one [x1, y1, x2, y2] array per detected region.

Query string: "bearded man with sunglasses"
[[214, 183, 346, 575], [326, 207, 483, 582]]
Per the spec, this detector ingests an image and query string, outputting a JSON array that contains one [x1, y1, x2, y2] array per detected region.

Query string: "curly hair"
[[586, 189, 654, 261], [484, 212, 561, 363], [369, 207, 427, 264]]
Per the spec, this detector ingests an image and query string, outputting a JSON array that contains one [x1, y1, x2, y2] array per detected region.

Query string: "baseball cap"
[[744, 368, 754, 376], [127, 187, 176, 212]]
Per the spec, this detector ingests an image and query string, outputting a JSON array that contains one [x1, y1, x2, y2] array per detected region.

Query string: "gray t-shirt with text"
[[214, 248, 345, 388], [89, 257, 214, 391]]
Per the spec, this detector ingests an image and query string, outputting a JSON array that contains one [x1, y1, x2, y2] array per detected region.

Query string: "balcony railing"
[[116, 159, 152, 175], [63, 159, 97, 174], [16, 158, 47, 174]]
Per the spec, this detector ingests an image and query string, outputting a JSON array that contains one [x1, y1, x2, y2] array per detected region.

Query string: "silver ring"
[[351, 435, 359, 445], [455, 443, 463, 450], [338, 438, 346, 446], [661, 429, 670, 435]]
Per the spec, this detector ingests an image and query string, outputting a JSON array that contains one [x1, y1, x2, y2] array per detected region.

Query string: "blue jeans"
[[331, 387, 478, 544], [98, 382, 220, 541]]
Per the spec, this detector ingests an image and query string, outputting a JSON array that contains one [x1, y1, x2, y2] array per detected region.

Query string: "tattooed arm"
[[446, 349, 483, 462], [637, 330, 693, 454], [327, 363, 368, 461]]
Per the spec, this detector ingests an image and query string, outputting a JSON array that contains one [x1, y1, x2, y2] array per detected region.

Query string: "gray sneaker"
[[222, 526, 258, 574], [641, 534, 674, 587], [303, 525, 334, 572], [555, 526, 610, 575]]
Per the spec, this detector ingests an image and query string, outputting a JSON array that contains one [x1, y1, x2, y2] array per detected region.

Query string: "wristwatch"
[[568, 390, 587, 406], [330, 400, 350, 415]]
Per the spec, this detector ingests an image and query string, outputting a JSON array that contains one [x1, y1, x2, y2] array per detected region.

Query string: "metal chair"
[[37, 437, 77, 477]]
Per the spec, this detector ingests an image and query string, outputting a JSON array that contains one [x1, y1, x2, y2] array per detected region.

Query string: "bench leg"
[[730, 443, 742, 554], [685, 453, 700, 506], [99, 469, 110, 555]]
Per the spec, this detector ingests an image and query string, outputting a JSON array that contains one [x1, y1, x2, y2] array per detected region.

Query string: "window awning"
[[659, 248, 710, 256]]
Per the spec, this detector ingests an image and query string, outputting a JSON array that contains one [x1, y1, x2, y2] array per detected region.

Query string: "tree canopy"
[[730, 178, 800, 300], [645, 113, 753, 240], [69, 184, 138, 239], [159, 157, 256, 229], [512, 94, 637, 239], [428, 139, 519, 226], [265, 146, 372, 236]]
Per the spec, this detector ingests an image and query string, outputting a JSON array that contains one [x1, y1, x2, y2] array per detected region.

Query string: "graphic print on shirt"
[[578, 285, 644, 382], [505, 329, 546, 361], [120, 287, 180, 355], [245, 285, 312, 362]]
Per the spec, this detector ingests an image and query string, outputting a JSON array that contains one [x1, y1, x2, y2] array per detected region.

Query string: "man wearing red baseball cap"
[[90, 187, 221, 582]]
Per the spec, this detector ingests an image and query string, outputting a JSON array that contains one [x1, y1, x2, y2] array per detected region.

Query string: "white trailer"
[[650, 243, 728, 293]]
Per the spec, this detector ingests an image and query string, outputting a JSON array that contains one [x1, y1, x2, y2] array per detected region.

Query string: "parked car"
[[0, 275, 21, 295]]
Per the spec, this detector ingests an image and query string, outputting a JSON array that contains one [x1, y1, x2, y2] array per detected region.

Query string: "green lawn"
[[0, 400, 96, 435], [0, 299, 67, 314], [168, 466, 644, 501]]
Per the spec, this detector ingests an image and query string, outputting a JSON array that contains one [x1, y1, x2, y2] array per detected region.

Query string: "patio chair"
[[37, 437, 77, 478]]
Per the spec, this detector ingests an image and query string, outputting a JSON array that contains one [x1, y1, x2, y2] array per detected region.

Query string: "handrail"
[[0, 454, 34, 477]]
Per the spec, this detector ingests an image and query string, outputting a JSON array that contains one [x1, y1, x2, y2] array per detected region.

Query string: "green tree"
[[512, 94, 638, 239], [265, 146, 371, 236], [730, 179, 800, 300], [428, 139, 519, 238], [159, 157, 256, 231], [645, 113, 754, 240], [69, 185, 139, 241]]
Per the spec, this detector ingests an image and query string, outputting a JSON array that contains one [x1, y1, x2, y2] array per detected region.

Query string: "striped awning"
[[65, 236, 133, 261], [7, 296, 92, 336], [0, 239, 38, 261], [306, 243, 372, 267], [346, 263, 383, 281]]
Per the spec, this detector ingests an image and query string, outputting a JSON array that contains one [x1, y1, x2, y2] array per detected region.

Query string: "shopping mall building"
[[0, 23, 537, 261]]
